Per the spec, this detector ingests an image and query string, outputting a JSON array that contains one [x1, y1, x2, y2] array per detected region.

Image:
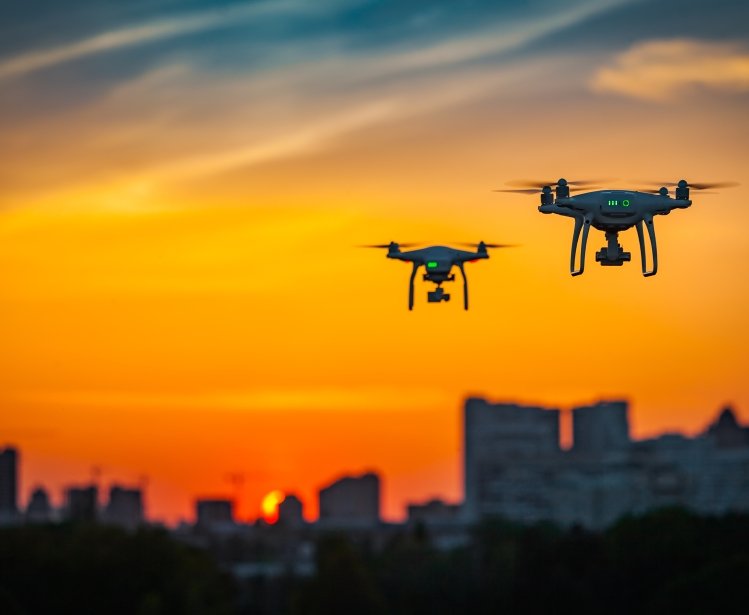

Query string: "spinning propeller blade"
[[636, 180, 739, 191], [359, 242, 419, 249], [457, 242, 516, 249], [688, 181, 739, 190], [505, 178, 610, 188]]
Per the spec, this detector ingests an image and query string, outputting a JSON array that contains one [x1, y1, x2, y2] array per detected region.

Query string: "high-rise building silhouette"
[[26, 486, 53, 524], [706, 406, 749, 447], [464, 397, 749, 529], [277, 493, 305, 528], [572, 400, 630, 454], [65, 485, 98, 522], [196, 499, 234, 529], [0, 446, 19, 524], [104, 485, 144, 530], [463, 398, 560, 522], [318, 472, 380, 528]]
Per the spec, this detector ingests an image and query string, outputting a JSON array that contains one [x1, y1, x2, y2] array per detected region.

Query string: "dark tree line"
[[0, 524, 235, 615], [2, 509, 749, 614], [293, 508, 749, 615]]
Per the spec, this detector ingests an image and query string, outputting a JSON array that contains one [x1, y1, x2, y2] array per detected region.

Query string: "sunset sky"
[[2, 0, 749, 524]]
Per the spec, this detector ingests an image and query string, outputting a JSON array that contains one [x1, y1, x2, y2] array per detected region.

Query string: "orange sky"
[[2, 0, 749, 523]]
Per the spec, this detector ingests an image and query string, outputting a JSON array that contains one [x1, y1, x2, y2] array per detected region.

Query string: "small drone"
[[363, 242, 512, 310], [498, 178, 737, 276]]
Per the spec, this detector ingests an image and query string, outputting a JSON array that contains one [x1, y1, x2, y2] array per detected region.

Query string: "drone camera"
[[596, 248, 631, 266], [428, 289, 450, 303]]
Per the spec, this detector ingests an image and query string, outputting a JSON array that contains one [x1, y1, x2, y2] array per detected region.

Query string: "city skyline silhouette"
[[3, 396, 745, 525], [2, 0, 749, 526]]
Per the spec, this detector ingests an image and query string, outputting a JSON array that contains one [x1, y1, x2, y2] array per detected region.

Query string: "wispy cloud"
[[0, 0, 633, 208], [0, 57, 557, 210], [342, 0, 631, 80], [143, 100, 399, 184], [0, 0, 356, 81], [590, 38, 749, 102], [128, 62, 549, 188]]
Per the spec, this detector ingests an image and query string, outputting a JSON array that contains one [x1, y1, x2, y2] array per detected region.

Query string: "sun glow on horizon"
[[261, 490, 286, 524]]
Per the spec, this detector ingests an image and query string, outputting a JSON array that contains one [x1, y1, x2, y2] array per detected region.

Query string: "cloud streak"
[[590, 38, 749, 102], [345, 0, 631, 80], [0, 0, 635, 208], [0, 0, 355, 81]]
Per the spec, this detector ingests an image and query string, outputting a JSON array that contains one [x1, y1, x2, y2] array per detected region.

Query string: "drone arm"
[[570, 214, 592, 276], [457, 262, 469, 310], [636, 215, 658, 277], [408, 261, 419, 310]]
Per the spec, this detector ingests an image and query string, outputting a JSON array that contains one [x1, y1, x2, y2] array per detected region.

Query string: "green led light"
[[427, 261, 438, 269], [622, 199, 630, 206]]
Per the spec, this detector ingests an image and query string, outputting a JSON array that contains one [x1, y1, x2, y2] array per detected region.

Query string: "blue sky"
[[2, 0, 747, 203], [3, 1, 747, 95]]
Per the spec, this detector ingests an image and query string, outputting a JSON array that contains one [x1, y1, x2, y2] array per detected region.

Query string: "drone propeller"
[[457, 242, 515, 249], [505, 178, 610, 188], [637, 180, 739, 192], [493, 188, 542, 194], [495, 178, 608, 194], [682, 181, 738, 190], [359, 242, 419, 249], [689, 182, 739, 190]]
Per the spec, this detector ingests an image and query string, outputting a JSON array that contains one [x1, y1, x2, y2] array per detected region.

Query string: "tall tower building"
[[463, 398, 561, 522], [65, 485, 99, 523], [277, 493, 305, 529], [572, 400, 630, 454], [318, 472, 380, 528], [26, 487, 53, 524], [0, 447, 19, 523], [104, 485, 144, 530]]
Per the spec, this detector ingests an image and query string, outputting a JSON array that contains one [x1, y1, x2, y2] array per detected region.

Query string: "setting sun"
[[261, 490, 286, 524]]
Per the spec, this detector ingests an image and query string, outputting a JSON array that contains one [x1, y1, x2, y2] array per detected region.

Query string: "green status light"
[[607, 200, 631, 207], [427, 261, 438, 269]]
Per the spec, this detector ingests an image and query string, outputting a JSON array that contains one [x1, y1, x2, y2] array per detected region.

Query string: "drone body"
[[540, 181, 692, 276], [497, 178, 730, 277], [365, 241, 510, 310]]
